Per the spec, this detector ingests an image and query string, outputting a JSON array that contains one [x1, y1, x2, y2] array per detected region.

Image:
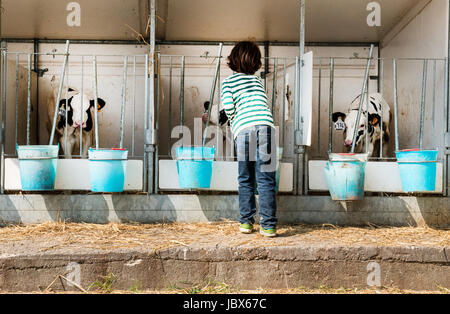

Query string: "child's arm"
[[221, 84, 235, 122]]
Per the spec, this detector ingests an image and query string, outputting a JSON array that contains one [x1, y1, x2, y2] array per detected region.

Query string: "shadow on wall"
[[0, 194, 447, 229]]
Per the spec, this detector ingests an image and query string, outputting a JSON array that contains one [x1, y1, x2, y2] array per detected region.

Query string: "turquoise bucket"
[[395, 149, 438, 192], [17, 145, 59, 191], [176, 146, 215, 189], [324, 153, 368, 201], [88, 148, 128, 192]]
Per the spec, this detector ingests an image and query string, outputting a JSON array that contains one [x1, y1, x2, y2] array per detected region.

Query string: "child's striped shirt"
[[221, 73, 275, 138]]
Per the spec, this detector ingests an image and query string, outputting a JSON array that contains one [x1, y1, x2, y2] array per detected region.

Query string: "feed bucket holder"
[[395, 149, 438, 192], [88, 148, 128, 192], [324, 153, 368, 201], [17, 145, 59, 191], [176, 146, 215, 189]]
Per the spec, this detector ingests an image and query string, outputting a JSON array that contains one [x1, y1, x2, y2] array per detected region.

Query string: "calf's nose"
[[344, 140, 352, 147]]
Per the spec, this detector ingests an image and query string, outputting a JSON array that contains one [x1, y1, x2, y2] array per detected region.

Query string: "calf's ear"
[[204, 101, 210, 111], [369, 113, 381, 126], [89, 98, 106, 112], [332, 112, 346, 122]]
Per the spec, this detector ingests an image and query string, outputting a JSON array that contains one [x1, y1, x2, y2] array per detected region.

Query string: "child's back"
[[220, 41, 278, 237]]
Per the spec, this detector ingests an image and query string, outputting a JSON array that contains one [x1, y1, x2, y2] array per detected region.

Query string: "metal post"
[[419, 59, 427, 150], [264, 41, 269, 91], [80, 55, 84, 156], [393, 58, 400, 152], [351, 44, 374, 153], [64, 57, 69, 154], [271, 58, 278, 114], [317, 58, 322, 156], [92, 56, 100, 149], [147, 0, 156, 194], [15, 54, 19, 148], [180, 55, 185, 147], [27, 54, 31, 145], [120, 56, 128, 149], [1, 42, 7, 193], [49, 40, 70, 145], [365, 76, 369, 153], [154, 52, 161, 194], [143, 54, 149, 192], [168, 56, 173, 156], [379, 59, 384, 158], [203, 43, 223, 147], [281, 59, 287, 148], [132, 56, 136, 157], [293, 56, 299, 195], [328, 58, 334, 154], [432, 59, 436, 135], [296, 0, 306, 195]]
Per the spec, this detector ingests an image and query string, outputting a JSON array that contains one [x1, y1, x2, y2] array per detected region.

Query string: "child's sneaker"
[[239, 223, 253, 234], [259, 227, 276, 237]]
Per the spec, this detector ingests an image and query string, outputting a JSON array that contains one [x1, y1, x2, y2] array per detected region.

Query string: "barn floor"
[[0, 222, 448, 293]]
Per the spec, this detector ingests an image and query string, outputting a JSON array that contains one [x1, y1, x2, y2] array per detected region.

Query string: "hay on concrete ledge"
[[0, 221, 448, 253]]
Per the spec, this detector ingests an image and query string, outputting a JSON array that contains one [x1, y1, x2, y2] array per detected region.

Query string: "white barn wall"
[[381, 0, 448, 158], [1, 51, 38, 154], [4, 43, 379, 160]]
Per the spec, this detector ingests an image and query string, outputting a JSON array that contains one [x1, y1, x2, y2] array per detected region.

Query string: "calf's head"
[[332, 111, 381, 148], [58, 94, 106, 131]]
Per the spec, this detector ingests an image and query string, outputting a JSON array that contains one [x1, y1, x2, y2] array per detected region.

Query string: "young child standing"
[[221, 41, 278, 237]]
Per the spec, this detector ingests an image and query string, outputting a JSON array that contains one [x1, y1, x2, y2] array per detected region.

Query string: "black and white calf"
[[332, 93, 391, 157], [46, 79, 106, 157]]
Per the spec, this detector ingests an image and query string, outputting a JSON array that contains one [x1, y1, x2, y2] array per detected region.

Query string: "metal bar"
[[317, 58, 322, 156], [168, 56, 173, 156], [445, 56, 450, 196], [49, 40, 70, 145], [281, 59, 287, 148], [264, 42, 269, 91], [1, 43, 7, 194], [27, 54, 32, 145], [3, 38, 380, 48], [203, 43, 223, 147], [132, 56, 137, 156], [351, 44, 374, 153], [293, 56, 299, 195], [271, 58, 278, 114], [180, 56, 185, 147], [328, 58, 334, 154], [15, 54, 19, 148], [120, 56, 128, 149], [64, 55, 69, 154], [92, 56, 100, 149], [80, 55, 84, 156], [143, 54, 149, 192], [379, 59, 384, 158], [419, 59, 428, 150], [33, 39, 40, 144], [147, 0, 156, 194], [365, 76, 369, 153], [297, 0, 306, 196], [432, 60, 436, 135], [154, 52, 161, 194], [216, 63, 221, 157], [393, 58, 400, 152]]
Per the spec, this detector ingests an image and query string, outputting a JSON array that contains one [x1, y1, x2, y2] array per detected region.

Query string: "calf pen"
[[0, 42, 448, 197]]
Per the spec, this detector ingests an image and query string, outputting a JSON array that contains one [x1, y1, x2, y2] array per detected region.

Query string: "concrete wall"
[[381, 0, 449, 158]]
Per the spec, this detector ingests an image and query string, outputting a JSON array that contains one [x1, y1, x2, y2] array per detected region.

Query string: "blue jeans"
[[235, 125, 277, 230]]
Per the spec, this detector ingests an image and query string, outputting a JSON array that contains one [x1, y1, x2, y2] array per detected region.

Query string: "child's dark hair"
[[227, 41, 262, 75]]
